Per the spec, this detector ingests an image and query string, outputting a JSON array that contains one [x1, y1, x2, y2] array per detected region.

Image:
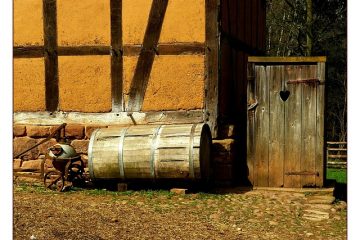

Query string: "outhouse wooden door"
[[247, 57, 326, 188]]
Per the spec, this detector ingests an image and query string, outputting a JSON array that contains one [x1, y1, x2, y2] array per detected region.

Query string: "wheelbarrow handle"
[[14, 123, 67, 159]]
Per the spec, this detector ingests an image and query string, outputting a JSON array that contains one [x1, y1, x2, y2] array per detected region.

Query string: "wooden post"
[[110, 0, 123, 112], [205, 0, 219, 137], [43, 0, 58, 111]]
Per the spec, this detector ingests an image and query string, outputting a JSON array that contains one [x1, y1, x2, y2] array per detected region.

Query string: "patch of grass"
[[138, 189, 175, 198], [196, 192, 225, 200], [14, 182, 49, 194], [326, 168, 347, 184]]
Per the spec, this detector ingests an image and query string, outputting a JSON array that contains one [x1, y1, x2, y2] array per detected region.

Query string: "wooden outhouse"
[[247, 57, 326, 187], [13, 0, 266, 185]]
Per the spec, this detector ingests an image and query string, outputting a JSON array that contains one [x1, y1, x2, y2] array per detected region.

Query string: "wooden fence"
[[327, 142, 347, 169]]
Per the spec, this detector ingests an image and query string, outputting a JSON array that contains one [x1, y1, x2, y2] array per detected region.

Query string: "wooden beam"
[[123, 43, 205, 56], [13, 46, 44, 58], [248, 56, 327, 63], [127, 0, 169, 112], [43, 0, 59, 112], [57, 46, 110, 56], [13, 110, 204, 125], [14, 43, 205, 57], [110, 0, 123, 112], [205, 0, 219, 137]]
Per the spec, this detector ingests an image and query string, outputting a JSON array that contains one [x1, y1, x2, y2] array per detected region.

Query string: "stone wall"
[[13, 124, 108, 174]]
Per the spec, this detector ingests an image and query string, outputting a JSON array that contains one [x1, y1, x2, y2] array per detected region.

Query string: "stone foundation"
[[13, 123, 238, 186], [13, 124, 108, 174]]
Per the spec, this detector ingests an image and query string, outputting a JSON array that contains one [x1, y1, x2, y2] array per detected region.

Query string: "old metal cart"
[[14, 123, 86, 192], [43, 153, 85, 192]]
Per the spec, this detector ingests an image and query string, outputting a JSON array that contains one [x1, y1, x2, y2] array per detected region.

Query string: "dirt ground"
[[13, 181, 347, 240]]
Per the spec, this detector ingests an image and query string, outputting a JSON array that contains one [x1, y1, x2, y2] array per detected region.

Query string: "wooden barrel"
[[88, 123, 212, 182]]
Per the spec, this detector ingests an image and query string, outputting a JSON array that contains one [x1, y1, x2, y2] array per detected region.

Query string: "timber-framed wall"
[[14, 0, 219, 133]]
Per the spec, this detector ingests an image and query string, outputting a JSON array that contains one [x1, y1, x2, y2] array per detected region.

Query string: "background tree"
[[266, 0, 347, 141]]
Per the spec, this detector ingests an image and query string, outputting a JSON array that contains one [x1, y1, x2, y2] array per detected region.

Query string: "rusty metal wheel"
[[44, 171, 64, 192], [67, 163, 85, 187]]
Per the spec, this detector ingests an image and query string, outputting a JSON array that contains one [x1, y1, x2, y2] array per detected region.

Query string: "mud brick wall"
[[14, 0, 206, 113]]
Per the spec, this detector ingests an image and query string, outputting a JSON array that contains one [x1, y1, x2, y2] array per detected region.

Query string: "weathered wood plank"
[[110, 0, 123, 112], [14, 110, 204, 125], [316, 62, 326, 186], [327, 141, 347, 145], [245, 0, 252, 46], [254, 65, 269, 187], [327, 148, 347, 151], [284, 65, 302, 187], [43, 0, 58, 111], [257, 0, 266, 51], [301, 65, 317, 187], [327, 155, 347, 158], [127, 0, 169, 112], [248, 56, 327, 63], [205, 0, 219, 137], [247, 63, 255, 185], [251, 0, 258, 50], [268, 65, 285, 187]]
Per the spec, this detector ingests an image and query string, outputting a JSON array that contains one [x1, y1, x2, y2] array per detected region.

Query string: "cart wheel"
[[68, 163, 85, 187], [44, 171, 64, 192]]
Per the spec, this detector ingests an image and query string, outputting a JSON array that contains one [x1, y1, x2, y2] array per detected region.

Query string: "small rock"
[[117, 183, 128, 192], [307, 196, 335, 205], [30, 235, 37, 240], [305, 204, 332, 210], [111, 218, 119, 223], [304, 209, 330, 216], [170, 188, 187, 195], [306, 232, 314, 237], [337, 201, 347, 210]]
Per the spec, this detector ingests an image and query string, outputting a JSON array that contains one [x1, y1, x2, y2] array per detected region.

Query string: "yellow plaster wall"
[[123, 0, 205, 44], [123, 55, 205, 111], [58, 56, 111, 112], [14, 0, 44, 46], [57, 0, 110, 46], [14, 58, 46, 111]]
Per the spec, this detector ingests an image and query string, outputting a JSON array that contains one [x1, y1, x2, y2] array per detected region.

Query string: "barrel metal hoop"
[[189, 123, 197, 179], [88, 128, 100, 180], [118, 127, 129, 180], [150, 125, 162, 179]]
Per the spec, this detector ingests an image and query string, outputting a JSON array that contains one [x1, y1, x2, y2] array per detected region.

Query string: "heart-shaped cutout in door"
[[280, 90, 290, 101]]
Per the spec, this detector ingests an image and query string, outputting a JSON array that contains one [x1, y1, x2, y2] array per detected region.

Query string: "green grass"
[[326, 168, 347, 184]]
